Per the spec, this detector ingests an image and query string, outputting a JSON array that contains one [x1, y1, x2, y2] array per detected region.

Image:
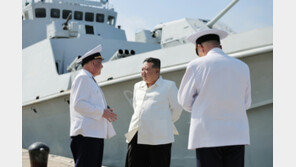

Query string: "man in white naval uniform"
[[178, 28, 252, 167], [70, 45, 118, 167], [125, 57, 183, 167]]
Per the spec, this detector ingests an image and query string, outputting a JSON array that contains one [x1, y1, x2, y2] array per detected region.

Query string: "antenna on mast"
[[206, 0, 239, 28]]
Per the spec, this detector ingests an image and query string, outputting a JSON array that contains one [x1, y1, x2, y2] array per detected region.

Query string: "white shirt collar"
[[207, 47, 224, 56], [140, 76, 163, 88], [82, 69, 94, 78]]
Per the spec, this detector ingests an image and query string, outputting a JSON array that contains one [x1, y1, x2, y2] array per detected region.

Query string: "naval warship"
[[22, 0, 273, 166]]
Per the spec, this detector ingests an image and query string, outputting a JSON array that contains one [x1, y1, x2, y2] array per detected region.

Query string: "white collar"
[[207, 47, 224, 55], [140, 76, 163, 88], [82, 69, 94, 78]]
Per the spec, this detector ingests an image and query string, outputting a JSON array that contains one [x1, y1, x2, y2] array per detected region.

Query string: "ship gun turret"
[[47, 13, 79, 39], [135, 0, 238, 49], [62, 13, 72, 30]]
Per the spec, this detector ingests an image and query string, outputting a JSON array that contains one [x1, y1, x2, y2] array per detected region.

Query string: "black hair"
[[196, 34, 220, 45], [143, 57, 161, 69]]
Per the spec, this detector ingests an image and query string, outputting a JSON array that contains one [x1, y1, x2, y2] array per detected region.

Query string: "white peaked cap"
[[187, 27, 228, 44], [76, 44, 103, 63]]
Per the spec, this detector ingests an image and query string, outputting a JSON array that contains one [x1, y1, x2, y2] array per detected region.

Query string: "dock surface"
[[22, 149, 109, 167], [22, 149, 74, 167]]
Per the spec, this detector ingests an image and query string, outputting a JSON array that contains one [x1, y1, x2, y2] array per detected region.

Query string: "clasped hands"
[[102, 108, 117, 122]]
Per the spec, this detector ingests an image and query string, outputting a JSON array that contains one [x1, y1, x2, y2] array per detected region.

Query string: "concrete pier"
[[22, 149, 74, 167]]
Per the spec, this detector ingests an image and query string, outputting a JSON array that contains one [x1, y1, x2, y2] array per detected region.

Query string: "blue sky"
[[22, 0, 273, 41], [111, 0, 273, 40]]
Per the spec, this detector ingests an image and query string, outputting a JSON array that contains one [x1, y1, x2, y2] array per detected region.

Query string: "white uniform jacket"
[[70, 69, 116, 139], [125, 77, 183, 145], [178, 48, 251, 150]]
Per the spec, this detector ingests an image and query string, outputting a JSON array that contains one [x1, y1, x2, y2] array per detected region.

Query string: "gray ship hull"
[[23, 50, 272, 167]]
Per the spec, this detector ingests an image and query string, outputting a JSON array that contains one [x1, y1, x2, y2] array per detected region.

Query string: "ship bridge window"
[[35, 8, 46, 18], [51, 8, 60, 18], [62, 10, 72, 19], [107, 15, 115, 25], [96, 13, 104, 23], [85, 12, 94, 22], [74, 11, 83, 20], [85, 25, 94, 34]]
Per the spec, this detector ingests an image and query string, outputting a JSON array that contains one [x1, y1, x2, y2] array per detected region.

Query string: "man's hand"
[[102, 108, 117, 122]]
